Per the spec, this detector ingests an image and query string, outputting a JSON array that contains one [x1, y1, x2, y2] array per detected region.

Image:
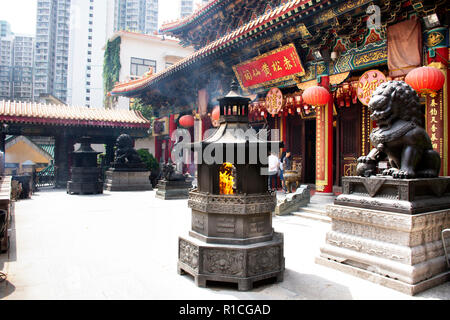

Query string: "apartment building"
[[34, 0, 71, 103], [114, 0, 159, 35]]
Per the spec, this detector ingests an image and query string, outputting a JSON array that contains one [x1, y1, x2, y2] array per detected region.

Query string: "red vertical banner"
[[426, 90, 446, 176], [281, 113, 287, 152], [168, 114, 177, 161], [155, 136, 161, 163], [425, 27, 448, 175], [315, 78, 333, 193]]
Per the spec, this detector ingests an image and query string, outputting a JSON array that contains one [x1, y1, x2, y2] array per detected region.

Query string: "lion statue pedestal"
[[104, 134, 152, 191], [155, 160, 192, 200], [316, 81, 450, 295]]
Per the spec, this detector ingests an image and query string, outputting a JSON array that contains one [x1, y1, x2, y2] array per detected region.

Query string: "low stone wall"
[[274, 185, 310, 216]]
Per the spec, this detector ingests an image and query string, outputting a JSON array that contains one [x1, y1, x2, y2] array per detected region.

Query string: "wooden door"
[[339, 104, 361, 181], [287, 115, 304, 181], [304, 119, 316, 183]]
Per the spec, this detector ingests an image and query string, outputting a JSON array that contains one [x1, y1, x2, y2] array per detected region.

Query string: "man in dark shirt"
[[283, 150, 292, 171]]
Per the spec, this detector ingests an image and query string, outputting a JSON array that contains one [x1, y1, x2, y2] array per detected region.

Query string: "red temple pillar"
[[155, 136, 162, 163], [425, 27, 449, 176], [168, 114, 177, 162], [315, 76, 334, 194]]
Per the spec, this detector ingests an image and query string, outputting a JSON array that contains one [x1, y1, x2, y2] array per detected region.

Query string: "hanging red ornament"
[[405, 66, 445, 96], [302, 86, 330, 106], [178, 115, 194, 128]]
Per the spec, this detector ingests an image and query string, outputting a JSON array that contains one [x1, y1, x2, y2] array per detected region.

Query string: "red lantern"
[[405, 66, 445, 96], [179, 115, 194, 128], [211, 106, 220, 121], [302, 86, 330, 106]]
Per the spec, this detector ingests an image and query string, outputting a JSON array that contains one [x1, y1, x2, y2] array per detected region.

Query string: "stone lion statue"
[[356, 80, 440, 179], [160, 159, 186, 181], [113, 134, 144, 166]]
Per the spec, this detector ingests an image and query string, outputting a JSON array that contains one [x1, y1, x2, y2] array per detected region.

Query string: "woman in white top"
[[268, 152, 279, 191]]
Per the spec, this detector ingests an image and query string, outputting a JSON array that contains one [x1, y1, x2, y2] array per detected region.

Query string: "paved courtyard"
[[0, 189, 449, 300]]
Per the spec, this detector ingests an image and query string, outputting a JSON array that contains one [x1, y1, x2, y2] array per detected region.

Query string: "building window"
[[130, 57, 156, 77]]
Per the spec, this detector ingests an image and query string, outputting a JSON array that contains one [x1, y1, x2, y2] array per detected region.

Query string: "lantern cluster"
[[246, 91, 313, 121], [334, 81, 358, 108]]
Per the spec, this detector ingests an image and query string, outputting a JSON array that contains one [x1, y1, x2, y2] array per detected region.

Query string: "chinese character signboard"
[[426, 92, 445, 175], [357, 69, 386, 105], [233, 43, 305, 90]]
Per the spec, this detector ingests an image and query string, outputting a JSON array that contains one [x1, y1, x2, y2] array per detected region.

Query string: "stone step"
[[292, 209, 331, 223], [299, 205, 327, 215], [307, 202, 330, 210]]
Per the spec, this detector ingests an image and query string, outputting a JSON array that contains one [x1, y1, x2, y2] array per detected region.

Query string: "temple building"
[[0, 100, 150, 187], [110, 0, 449, 193]]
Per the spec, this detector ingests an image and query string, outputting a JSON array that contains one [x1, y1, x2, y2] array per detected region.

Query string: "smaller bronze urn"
[[67, 137, 103, 195]]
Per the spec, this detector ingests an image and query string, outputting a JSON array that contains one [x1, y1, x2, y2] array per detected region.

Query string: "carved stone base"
[[156, 180, 192, 200], [104, 169, 152, 191], [336, 176, 450, 214], [274, 185, 310, 216], [316, 204, 450, 295], [67, 167, 103, 195], [178, 232, 285, 291], [67, 181, 103, 195]]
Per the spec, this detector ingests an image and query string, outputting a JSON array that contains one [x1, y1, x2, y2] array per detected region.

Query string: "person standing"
[[279, 151, 286, 192], [268, 152, 279, 191], [283, 150, 292, 171]]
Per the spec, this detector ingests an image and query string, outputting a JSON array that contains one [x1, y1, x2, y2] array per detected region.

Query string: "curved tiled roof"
[[160, 0, 224, 33], [0, 100, 150, 129], [111, 0, 314, 97]]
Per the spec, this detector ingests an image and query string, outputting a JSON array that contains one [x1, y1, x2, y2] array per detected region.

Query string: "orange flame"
[[219, 162, 234, 195]]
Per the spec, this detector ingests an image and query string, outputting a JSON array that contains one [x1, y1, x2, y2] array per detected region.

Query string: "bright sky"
[[0, 0, 37, 35], [0, 0, 204, 35]]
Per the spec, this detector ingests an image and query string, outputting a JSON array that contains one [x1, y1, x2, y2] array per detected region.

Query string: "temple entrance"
[[0, 101, 150, 189], [304, 119, 316, 184], [338, 104, 362, 182]]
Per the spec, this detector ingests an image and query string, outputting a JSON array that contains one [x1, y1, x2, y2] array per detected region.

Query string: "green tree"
[[103, 37, 121, 109], [137, 149, 159, 172]]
